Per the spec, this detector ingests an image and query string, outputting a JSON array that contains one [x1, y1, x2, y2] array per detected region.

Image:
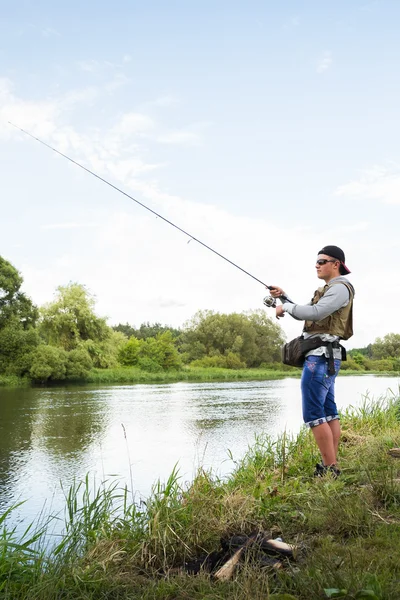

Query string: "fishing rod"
[[8, 121, 291, 307]]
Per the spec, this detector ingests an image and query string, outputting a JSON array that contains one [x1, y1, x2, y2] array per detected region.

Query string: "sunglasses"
[[316, 259, 338, 266]]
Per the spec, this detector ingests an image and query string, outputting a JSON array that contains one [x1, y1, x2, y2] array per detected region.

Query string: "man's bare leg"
[[311, 422, 337, 466], [328, 419, 341, 462]]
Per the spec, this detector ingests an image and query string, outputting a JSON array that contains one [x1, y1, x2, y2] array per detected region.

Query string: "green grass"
[[85, 365, 300, 385], [1, 396, 400, 598], [0, 374, 29, 387], [1, 365, 397, 389]]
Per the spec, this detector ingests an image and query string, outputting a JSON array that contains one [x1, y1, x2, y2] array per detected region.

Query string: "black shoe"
[[314, 463, 326, 477], [314, 463, 341, 479]]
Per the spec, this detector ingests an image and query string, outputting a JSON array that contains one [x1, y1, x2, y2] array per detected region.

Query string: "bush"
[[340, 358, 364, 371], [190, 352, 245, 369], [138, 332, 181, 370], [137, 357, 164, 373], [29, 345, 68, 382], [118, 337, 140, 366], [0, 323, 40, 375], [66, 348, 93, 380]]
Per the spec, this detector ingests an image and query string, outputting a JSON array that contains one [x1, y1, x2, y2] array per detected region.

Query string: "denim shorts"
[[301, 355, 341, 428]]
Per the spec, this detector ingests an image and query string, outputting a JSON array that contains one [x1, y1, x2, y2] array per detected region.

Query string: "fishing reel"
[[263, 294, 277, 308]]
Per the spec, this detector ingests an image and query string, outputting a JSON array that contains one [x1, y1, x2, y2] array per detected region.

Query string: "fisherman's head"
[[316, 245, 350, 281]]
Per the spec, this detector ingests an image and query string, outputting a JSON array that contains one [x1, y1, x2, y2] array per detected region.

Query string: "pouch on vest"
[[282, 336, 347, 369], [281, 336, 327, 368]]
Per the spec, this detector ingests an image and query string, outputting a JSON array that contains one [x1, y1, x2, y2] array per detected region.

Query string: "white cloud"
[[41, 222, 99, 230], [41, 27, 60, 38], [78, 60, 100, 73], [325, 221, 370, 235], [111, 112, 155, 137], [60, 87, 99, 108], [316, 51, 333, 73], [336, 165, 400, 205], [157, 130, 201, 145], [150, 94, 181, 108], [0, 78, 59, 139], [105, 73, 130, 93]]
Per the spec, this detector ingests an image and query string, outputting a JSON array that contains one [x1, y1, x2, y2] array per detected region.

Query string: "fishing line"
[[8, 121, 284, 298]]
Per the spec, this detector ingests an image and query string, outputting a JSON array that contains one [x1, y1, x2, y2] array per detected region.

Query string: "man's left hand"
[[276, 305, 285, 319]]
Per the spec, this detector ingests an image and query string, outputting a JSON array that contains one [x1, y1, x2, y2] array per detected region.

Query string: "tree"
[[247, 310, 285, 365], [348, 344, 373, 359], [65, 347, 93, 379], [113, 321, 181, 340], [0, 256, 38, 329], [113, 322, 136, 339], [39, 283, 110, 351], [179, 310, 285, 367], [0, 322, 40, 375], [29, 345, 68, 382], [0, 256, 39, 375], [138, 331, 182, 371], [371, 333, 400, 360], [81, 330, 127, 368], [118, 336, 141, 366]]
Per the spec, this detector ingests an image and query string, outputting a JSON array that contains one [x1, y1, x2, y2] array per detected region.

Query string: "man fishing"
[[269, 245, 355, 477]]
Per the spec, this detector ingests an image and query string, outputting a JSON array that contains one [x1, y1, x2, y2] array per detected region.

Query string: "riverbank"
[[1, 397, 400, 599], [1, 365, 398, 388]]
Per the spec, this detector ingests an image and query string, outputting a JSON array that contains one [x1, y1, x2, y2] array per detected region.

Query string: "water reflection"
[[31, 389, 109, 456], [0, 375, 398, 532]]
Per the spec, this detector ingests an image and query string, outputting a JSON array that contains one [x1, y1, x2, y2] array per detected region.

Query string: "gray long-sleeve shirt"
[[282, 276, 354, 358]]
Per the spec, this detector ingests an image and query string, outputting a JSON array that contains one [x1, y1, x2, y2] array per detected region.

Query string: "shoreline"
[[1, 366, 398, 389]]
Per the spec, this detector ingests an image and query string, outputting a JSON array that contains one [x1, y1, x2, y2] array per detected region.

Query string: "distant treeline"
[[0, 255, 284, 383], [1, 255, 399, 384], [345, 336, 400, 372]]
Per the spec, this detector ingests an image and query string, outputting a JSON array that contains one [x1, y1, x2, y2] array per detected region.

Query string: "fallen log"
[[214, 532, 294, 580], [261, 538, 295, 558], [388, 448, 400, 458], [214, 534, 258, 581]]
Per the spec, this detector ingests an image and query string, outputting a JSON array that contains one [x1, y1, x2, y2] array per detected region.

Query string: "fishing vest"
[[303, 281, 354, 340]]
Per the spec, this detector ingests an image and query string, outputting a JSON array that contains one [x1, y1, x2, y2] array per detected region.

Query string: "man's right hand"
[[268, 286, 285, 298]]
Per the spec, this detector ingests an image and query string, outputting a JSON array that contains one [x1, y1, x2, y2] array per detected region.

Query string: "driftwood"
[[169, 531, 296, 581], [214, 534, 257, 581], [214, 532, 294, 581], [388, 448, 400, 458]]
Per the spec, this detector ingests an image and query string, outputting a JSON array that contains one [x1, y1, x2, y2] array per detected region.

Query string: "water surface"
[[0, 375, 398, 531]]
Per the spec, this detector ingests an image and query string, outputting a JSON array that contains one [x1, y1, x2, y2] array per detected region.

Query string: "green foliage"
[[81, 330, 127, 369], [118, 336, 141, 366], [0, 256, 38, 329], [349, 344, 373, 359], [0, 257, 39, 377], [138, 330, 182, 370], [340, 358, 364, 371], [36, 283, 126, 372], [39, 283, 110, 351], [85, 365, 293, 384], [180, 309, 284, 367], [0, 319, 40, 375], [113, 321, 181, 340], [112, 321, 137, 338], [65, 347, 93, 380], [372, 333, 400, 360], [247, 308, 286, 364], [29, 345, 68, 382], [191, 351, 246, 369]]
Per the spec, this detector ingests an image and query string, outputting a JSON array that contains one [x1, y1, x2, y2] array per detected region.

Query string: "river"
[[0, 375, 398, 536]]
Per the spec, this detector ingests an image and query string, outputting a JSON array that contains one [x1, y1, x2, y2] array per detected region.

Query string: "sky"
[[1, 0, 399, 349]]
